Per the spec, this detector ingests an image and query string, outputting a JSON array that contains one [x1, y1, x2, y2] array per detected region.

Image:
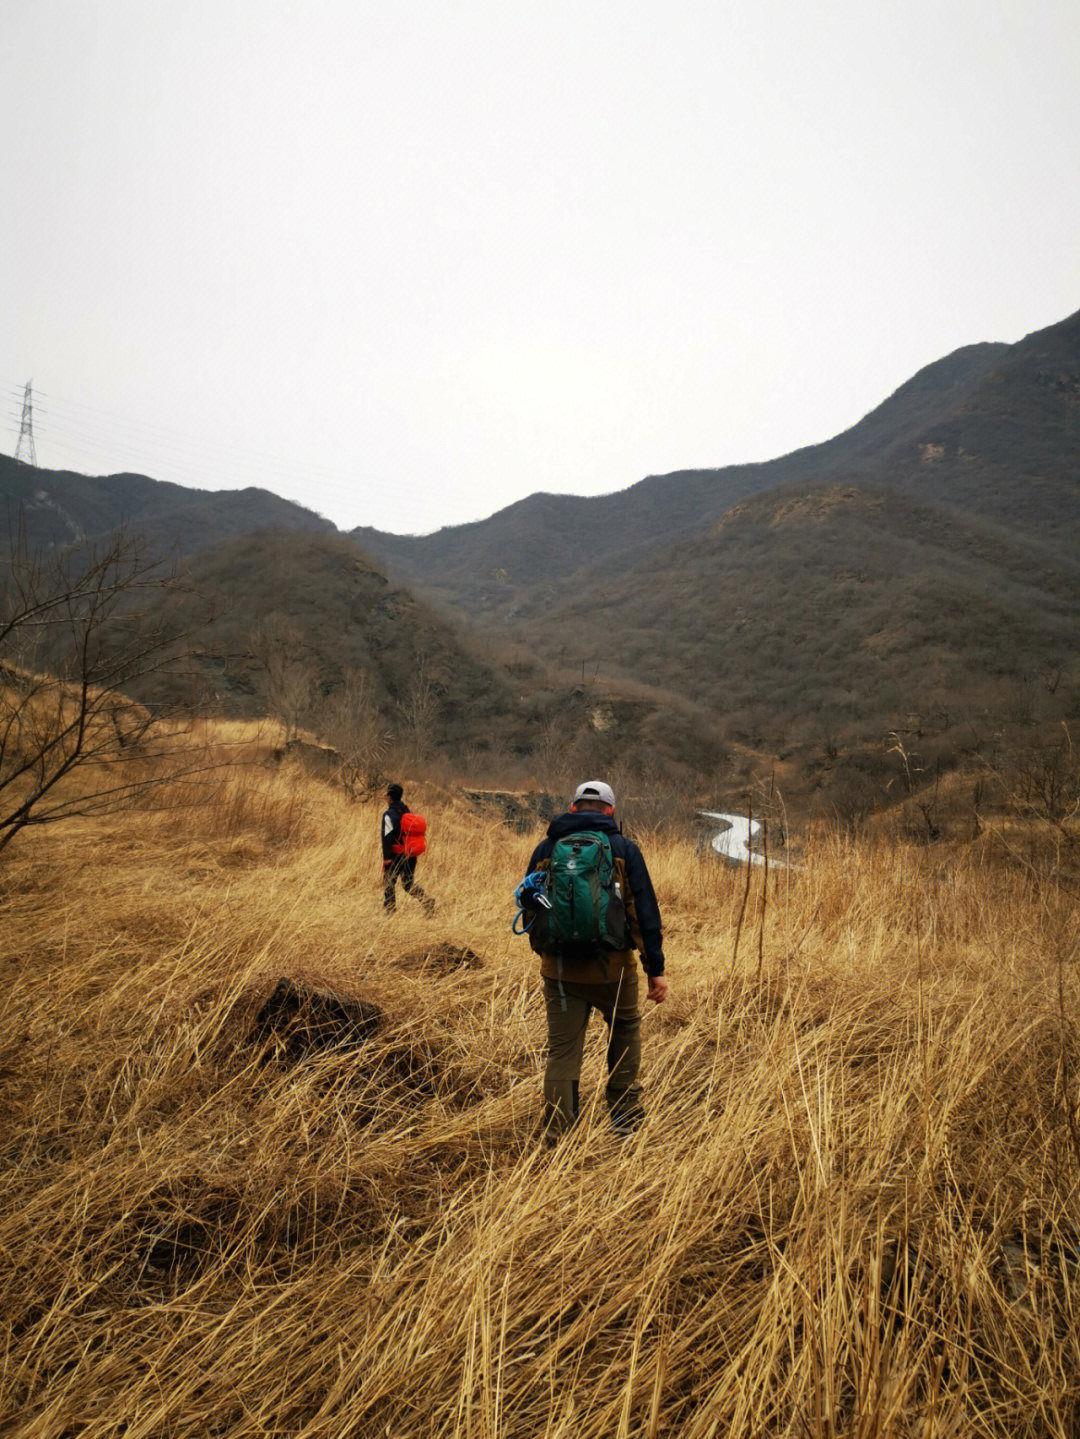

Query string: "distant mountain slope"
[[179, 529, 719, 776], [867, 307, 1080, 541], [353, 310, 1080, 616], [6, 305, 1078, 800], [185, 528, 520, 744], [0, 455, 334, 555], [508, 480, 1080, 749], [0, 458, 718, 780]]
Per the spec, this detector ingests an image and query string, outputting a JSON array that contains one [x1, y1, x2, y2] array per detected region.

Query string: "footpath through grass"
[[2, 750, 1080, 1437]]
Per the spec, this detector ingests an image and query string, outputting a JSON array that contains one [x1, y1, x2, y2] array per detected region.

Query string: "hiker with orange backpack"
[[381, 783, 435, 914]]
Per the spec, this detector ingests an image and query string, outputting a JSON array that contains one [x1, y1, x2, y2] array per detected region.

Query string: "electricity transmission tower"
[[14, 381, 38, 466]]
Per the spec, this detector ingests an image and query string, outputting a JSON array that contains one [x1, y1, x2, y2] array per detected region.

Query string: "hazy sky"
[[3, 1, 1078, 535]]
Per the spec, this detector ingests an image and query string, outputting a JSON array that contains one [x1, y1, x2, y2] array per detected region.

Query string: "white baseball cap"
[[573, 779, 616, 808]]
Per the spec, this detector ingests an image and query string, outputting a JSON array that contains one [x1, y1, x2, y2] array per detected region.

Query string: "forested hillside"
[[168, 528, 723, 789], [342, 307, 1080, 816], [506, 482, 1080, 747], [0, 454, 334, 555], [352, 336, 1018, 609], [5, 306, 1079, 819], [352, 310, 1080, 612]]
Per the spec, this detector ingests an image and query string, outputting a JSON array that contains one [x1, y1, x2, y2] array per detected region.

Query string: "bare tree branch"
[[0, 527, 207, 854]]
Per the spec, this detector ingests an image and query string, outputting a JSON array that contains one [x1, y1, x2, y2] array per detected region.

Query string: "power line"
[[1, 377, 356, 487], [0, 380, 383, 536], [2, 379, 284, 460]]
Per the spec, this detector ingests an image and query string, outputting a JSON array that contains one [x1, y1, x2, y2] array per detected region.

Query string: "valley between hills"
[[3, 304, 1079, 844]]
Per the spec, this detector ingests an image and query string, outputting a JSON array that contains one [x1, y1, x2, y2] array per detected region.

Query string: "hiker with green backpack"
[[516, 780, 667, 1137]]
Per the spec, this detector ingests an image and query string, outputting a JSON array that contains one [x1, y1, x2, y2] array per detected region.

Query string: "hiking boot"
[[608, 1096, 644, 1137], [541, 1102, 575, 1146]]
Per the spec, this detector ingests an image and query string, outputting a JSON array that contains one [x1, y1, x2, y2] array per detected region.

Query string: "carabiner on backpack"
[[512, 871, 551, 935]]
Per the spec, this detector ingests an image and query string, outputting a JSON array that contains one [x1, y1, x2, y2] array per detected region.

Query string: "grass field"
[[3, 729, 1080, 1437]]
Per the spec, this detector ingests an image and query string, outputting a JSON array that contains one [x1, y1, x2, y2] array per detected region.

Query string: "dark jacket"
[[526, 811, 665, 977], [382, 799, 410, 861]]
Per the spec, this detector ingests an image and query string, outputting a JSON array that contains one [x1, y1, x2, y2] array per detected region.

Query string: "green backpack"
[[536, 830, 629, 955]]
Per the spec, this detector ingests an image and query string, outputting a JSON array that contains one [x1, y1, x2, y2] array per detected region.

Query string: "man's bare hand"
[[647, 975, 668, 1004]]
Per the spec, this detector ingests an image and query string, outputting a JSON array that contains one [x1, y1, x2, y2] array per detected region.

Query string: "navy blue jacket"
[[526, 811, 665, 976], [381, 799, 410, 861]]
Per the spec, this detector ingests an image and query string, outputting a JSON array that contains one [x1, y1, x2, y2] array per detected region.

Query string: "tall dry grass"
[[2, 741, 1079, 1437]]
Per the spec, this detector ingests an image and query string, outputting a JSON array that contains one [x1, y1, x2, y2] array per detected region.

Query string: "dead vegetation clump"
[[2, 739, 1080, 1436]]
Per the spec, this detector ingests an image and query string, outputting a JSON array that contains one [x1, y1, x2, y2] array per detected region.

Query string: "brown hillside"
[[873, 307, 1080, 543], [346, 309, 1080, 805], [8, 306, 1078, 807], [0, 454, 334, 555], [184, 529, 534, 749], [503, 481, 1080, 755], [180, 529, 721, 783], [353, 309, 1080, 615]]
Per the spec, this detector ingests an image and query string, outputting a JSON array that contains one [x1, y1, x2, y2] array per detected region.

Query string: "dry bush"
[[0, 528, 205, 853], [2, 739, 1080, 1437]]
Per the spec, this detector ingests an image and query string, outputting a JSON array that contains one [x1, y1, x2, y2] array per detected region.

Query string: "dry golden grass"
[[2, 737, 1080, 1437]]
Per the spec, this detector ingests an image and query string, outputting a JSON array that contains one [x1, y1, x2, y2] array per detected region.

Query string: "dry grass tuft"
[[2, 734, 1080, 1436]]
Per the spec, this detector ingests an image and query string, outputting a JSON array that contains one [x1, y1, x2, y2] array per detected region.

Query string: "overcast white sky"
[[3, 1, 1078, 535]]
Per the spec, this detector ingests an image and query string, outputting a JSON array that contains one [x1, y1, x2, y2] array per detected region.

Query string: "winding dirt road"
[[698, 811, 787, 868]]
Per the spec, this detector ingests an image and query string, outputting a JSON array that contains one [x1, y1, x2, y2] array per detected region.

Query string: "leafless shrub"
[[397, 654, 440, 768], [0, 527, 209, 854], [1011, 723, 1080, 831], [316, 669, 390, 798], [247, 616, 316, 742]]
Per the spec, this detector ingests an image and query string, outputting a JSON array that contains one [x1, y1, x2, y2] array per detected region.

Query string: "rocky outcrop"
[[463, 789, 558, 833]]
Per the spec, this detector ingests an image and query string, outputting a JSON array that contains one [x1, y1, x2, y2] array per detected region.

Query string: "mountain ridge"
[[351, 312, 1077, 614], [5, 305, 1079, 813], [0, 457, 335, 556]]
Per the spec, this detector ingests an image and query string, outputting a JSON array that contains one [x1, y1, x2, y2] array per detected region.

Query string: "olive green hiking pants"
[[542, 970, 643, 1135]]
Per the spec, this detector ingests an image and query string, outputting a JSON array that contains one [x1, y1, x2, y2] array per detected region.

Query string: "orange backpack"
[[396, 812, 427, 857]]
